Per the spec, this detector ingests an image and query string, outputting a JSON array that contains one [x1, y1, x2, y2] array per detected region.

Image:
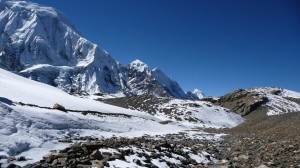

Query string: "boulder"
[[90, 150, 103, 160], [53, 103, 67, 112], [16, 156, 26, 161]]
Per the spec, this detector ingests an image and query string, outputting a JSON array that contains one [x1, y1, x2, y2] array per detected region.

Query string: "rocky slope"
[[0, 0, 192, 99], [216, 107, 300, 167], [21, 135, 220, 168], [214, 87, 300, 116], [99, 95, 244, 128]]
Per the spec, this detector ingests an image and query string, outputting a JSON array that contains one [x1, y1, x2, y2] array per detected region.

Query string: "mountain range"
[[0, 0, 203, 100], [0, 1, 300, 167]]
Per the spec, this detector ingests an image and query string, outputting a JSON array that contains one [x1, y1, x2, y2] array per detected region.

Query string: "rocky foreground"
[[3, 88, 300, 168], [6, 122, 300, 168], [29, 112, 300, 166]]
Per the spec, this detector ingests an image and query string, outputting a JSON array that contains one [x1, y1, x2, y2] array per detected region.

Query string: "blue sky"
[[30, 0, 300, 96]]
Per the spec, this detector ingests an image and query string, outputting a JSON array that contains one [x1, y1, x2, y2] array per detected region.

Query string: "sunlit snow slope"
[[0, 68, 244, 159], [0, 68, 186, 157]]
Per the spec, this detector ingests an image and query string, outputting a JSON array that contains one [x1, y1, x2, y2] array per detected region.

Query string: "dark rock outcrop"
[[216, 89, 269, 116]]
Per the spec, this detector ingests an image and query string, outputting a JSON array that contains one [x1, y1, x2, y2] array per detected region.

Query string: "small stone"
[[220, 159, 228, 164], [231, 151, 241, 156], [288, 145, 295, 148], [294, 150, 300, 154], [133, 159, 142, 166], [91, 160, 105, 168], [255, 164, 269, 168], [58, 157, 66, 165], [233, 157, 239, 161], [266, 161, 274, 166], [239, 154, 249, 160], [51, 159, 58, 165], [76, 164, 92, 168]]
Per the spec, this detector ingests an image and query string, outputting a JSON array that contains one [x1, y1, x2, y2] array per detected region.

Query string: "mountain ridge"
[[0, 0, 194, 99]]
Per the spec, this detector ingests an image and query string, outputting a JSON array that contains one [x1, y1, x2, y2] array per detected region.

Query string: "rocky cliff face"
[[0, 0, 192, 99]]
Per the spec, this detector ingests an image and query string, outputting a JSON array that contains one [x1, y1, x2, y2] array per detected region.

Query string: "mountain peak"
[[1, 0, 78, 34], [130, 59, 148, 72], [193, 89, 205, 99], [152, 68, 187, 99], [193, 88, 201, 93], [0, 0, 194, 99], [4, 0, 57, 15]]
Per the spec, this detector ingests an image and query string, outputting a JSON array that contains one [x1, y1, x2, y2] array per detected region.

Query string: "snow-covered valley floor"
[[0, 68, 244, 167]]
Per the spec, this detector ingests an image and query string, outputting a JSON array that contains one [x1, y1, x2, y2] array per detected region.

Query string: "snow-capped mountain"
[[186, 89, 205, 100], [192, 89, 205, 99], [152, 67, 187, 98], [118, 59, 188, 98], [0, 0, 191, 99], [0, 0, 121, 94]]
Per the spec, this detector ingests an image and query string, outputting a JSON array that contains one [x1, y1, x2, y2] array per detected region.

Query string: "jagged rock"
[[90, 150, 103, 160]]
